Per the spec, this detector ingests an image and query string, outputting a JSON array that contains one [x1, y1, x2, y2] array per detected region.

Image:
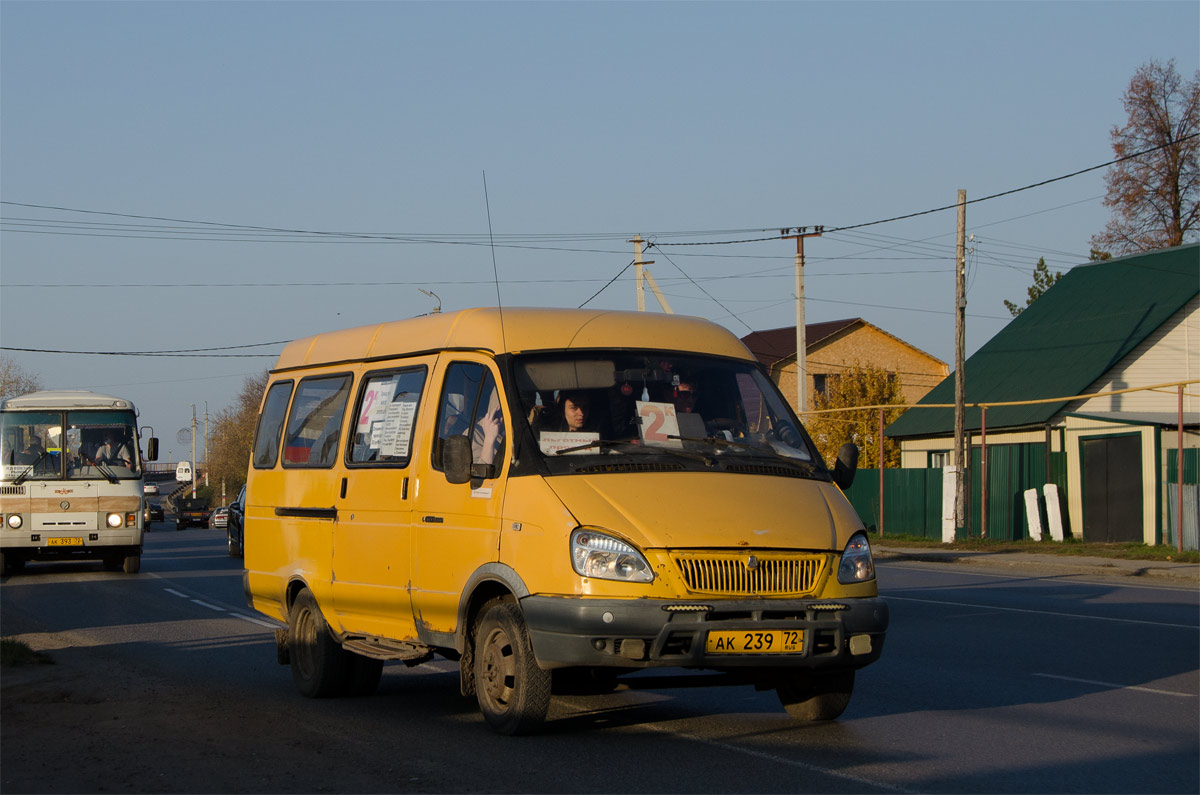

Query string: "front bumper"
[[521, 595, 888, 671]]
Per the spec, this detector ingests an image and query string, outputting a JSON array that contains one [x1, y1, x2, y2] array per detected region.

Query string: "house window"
[[928, 451, 950, 468], [813, 374, 827, 396]]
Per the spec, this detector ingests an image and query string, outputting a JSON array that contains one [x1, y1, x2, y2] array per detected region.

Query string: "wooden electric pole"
[[632, 234, 647, 312], [781, 226, 823, 414], [954, 190, 967, 536]]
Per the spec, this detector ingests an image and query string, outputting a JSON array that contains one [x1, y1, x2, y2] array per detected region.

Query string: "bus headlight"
[[6, 514, 22, 529], [570, 529, 654, 583], [106, 513, 123, 528], [837, 532, 876, 584]]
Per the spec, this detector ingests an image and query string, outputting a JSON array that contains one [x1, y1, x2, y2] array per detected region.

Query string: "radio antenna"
[[482, 170, 507, 351]]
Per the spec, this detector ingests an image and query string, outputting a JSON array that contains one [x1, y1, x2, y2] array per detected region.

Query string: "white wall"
[[1074, 297, 1199, 416]]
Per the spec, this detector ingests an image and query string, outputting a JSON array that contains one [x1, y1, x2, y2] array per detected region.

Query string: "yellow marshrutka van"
[[244, 308, 888, 734]]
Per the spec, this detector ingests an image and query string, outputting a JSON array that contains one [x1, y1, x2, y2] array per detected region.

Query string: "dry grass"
[[870, 534, 1199, 564]]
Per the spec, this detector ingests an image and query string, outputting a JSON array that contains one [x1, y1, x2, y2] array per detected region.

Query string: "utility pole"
[[203, 402, 209, 487], [190, 404, 197, 499], [953, 190, 967, 536], [781, 227, 823, 414], [631, 234, 649, 311]]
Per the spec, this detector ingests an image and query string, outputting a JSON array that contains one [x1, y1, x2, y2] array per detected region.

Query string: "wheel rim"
[[479, 625, 516, 710]]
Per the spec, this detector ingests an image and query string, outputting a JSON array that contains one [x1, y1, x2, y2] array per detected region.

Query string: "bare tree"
[[0, 357, 43, 400], [1092, 59, 1200, 255]]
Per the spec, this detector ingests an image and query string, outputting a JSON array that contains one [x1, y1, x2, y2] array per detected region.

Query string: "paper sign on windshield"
[[538, 431, 600, 455], [636, 401, 682, 448], [376, 401, 417, 457]]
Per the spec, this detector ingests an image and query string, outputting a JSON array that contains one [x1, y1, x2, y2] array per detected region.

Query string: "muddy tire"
[[122, 554, 141, 574], [288, 588, 349, 698], [776, 669, 854, 721], [473, 600, 550, 735]]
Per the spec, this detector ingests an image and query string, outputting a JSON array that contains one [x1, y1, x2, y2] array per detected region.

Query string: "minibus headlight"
[[570, 529, 654, 583], [6, 514, 22, 529], [837, 532, 876, 584], [106, 513, 123, 529]]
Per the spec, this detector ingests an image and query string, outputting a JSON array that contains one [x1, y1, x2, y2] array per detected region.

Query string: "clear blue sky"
[[2, 0, 1198, 453]]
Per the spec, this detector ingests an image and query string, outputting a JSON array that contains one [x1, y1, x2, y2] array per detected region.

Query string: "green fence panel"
[[844, 468, 942, 540], [1165, 448, 1199, 484]]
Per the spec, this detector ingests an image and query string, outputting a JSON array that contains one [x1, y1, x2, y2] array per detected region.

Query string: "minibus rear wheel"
[[289, 588, 349, 698], [776, 669, 855, 721], [473, 600, 551, 735]]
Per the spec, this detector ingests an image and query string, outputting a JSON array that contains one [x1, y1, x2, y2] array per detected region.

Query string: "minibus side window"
[[348, 368, 427, 466], [282, 375, 352, 469], [433, 362, 503, 472], [252, 381, 294, 469]]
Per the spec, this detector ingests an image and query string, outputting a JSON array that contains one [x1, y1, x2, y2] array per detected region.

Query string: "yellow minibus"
[[244, 308, 888, 734]]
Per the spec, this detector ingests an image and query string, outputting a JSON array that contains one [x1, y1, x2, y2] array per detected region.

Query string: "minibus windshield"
[[514, 351, 824, 476]]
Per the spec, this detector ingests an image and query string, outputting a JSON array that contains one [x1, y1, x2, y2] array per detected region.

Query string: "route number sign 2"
[[636, 401, 683, 448]]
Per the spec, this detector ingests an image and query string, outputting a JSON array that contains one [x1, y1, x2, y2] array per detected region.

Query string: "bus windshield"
[[0, 409, 141, 481], [513, 351, 825, 477]]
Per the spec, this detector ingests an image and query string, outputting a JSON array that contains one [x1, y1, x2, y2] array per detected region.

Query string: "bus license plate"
[[47, 537, 83, 546], [706, 629, 804, 654]]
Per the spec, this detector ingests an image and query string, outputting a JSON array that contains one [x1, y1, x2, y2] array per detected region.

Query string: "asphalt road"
[[2, 525, 1197, 794]]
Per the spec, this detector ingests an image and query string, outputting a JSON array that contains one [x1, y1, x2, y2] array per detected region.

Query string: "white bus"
[[0, 390, 159, 574]]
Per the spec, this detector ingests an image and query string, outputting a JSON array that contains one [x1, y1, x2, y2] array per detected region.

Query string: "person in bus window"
[[93, 434, 133, 468], [19, 435, 46, 465], [472, 384, 505, 468]]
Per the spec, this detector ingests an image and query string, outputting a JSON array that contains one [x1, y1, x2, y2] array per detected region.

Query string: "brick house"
[[741, 319, 948, 414]]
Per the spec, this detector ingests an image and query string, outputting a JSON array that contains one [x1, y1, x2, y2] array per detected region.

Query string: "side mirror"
[[443, 435, 473, 484], [146, 437, 159, 462], [832, 443, 858, 490]]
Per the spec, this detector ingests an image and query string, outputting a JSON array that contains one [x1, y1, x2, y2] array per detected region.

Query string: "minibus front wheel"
[[473, 600, 551, 735], [776, 669, 855, 721]]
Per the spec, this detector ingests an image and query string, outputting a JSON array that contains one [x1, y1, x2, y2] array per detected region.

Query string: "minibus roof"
[[0, 390, 135, 411], [273, 308, 756, 371]]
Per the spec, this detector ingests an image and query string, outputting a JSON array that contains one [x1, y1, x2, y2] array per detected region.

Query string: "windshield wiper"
[[12, 451, 49, 485], [669, 434, 819, 475], [555, 438, 715, 466], [93, 461, 120, 484]]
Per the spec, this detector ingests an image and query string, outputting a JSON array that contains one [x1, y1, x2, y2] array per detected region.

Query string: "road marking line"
[[885, 595, 1199, 629], [643, 723, 914, 793], [232, 613, 283, 629], [163, 588, 189, 598], [1034, 673, 1195, 698], [190, 599, 224, 612]]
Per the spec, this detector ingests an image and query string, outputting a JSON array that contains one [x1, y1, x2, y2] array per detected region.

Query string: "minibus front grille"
[[670, 552, 827, 596], [572, 462, 685, 474], [1, 486, 27, 496]]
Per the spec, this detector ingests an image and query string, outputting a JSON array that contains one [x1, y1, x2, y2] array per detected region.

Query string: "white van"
[[175, 461, 193, 483]]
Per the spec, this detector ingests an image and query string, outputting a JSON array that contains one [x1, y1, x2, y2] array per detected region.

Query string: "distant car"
[[211, 506, 229, 530], [175, 497, 210, 531], [227, 485, 246, 558], [148, 502, 164, 524], [144, 482, 159, 495]]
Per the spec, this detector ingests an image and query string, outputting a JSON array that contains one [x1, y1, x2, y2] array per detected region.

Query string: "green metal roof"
[[886, 243, 1199, 439]]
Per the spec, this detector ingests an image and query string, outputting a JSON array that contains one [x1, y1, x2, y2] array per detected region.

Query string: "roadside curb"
[[874, 546, 1200, 583]]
